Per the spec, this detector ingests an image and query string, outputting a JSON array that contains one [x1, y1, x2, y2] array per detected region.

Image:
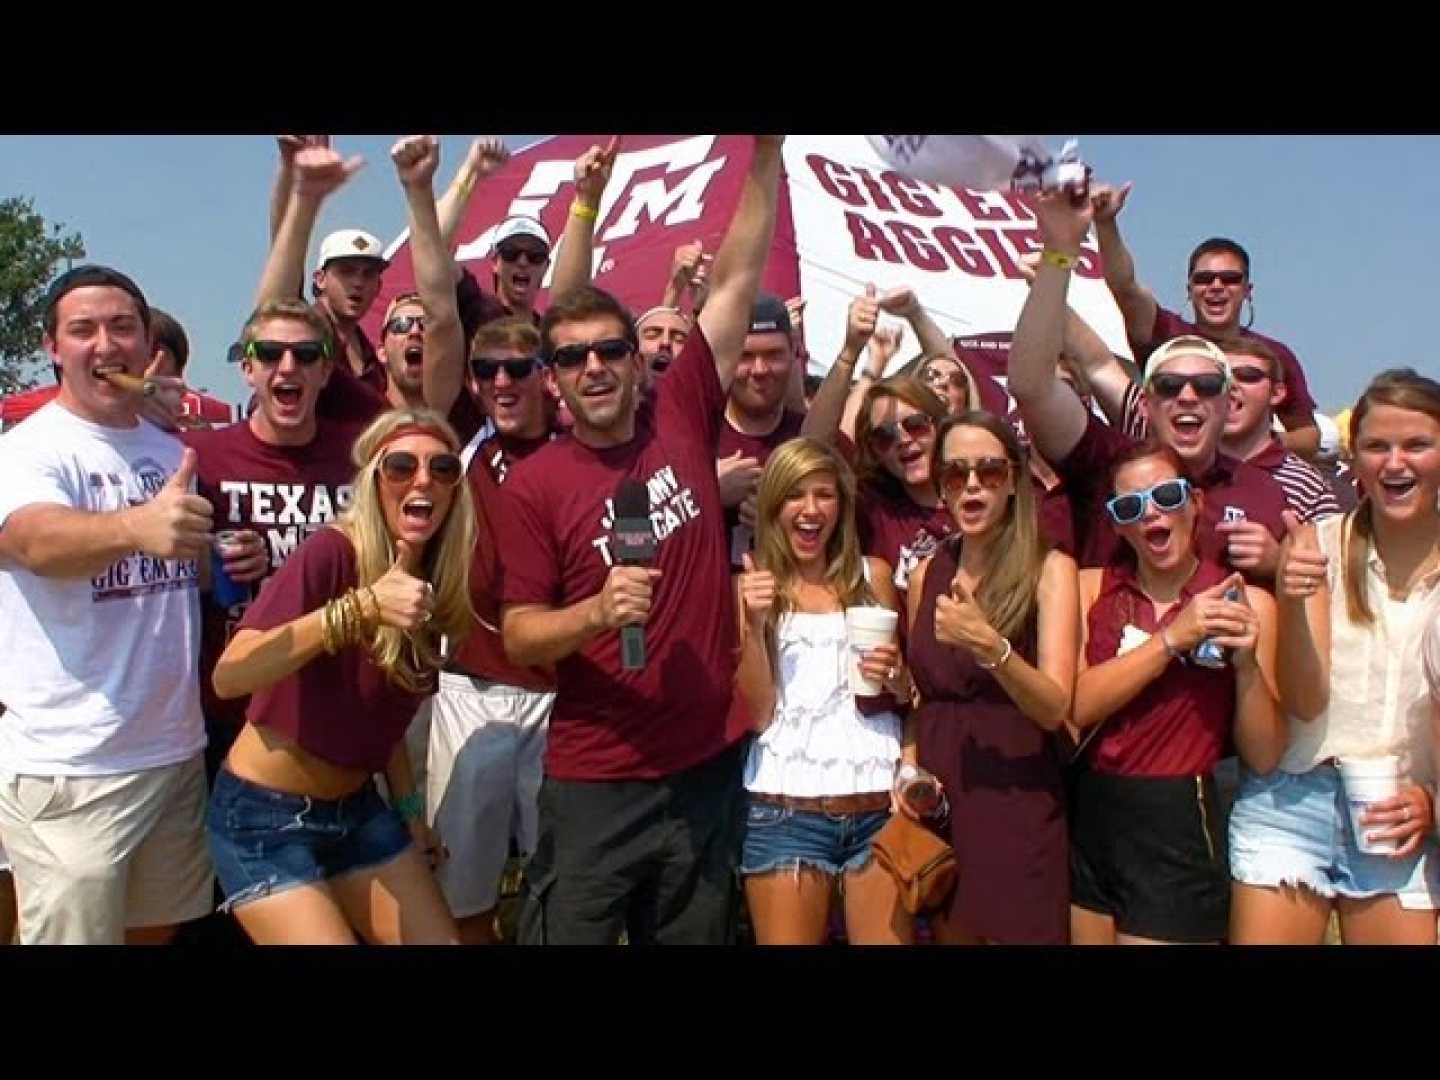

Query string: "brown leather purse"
[[871, 813, 957, 915]]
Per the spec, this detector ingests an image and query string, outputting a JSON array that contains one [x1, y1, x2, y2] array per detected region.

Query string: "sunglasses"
[[549, 337, 633, 371], [1229, 364, 1271, 386], [497, 245, 548, 266], [379, 450, 463, 487], [1148, 372, 1228, 400], [385, 315, 425, 336], [245, 340, 329, 366], [867, 413, 934, 455], [1190, 270, 1246, 287], [940, 457, 1013, 497], [1105, 477, 1191, 526], [471, 356, 540, 382]]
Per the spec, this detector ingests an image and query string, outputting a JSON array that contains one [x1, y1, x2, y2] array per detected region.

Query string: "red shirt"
[[181, 418, 362, 737], [717, 409, 806, 570], [1034, 477, 1075, 558], [495, 327, 740, 781], [238, 527, 425, 773], [451, 424, 556, 692], [1138, 307, 1317, 426], [1084, 558, 1236, 777], [1056, 412, 1288, 579], [858, 482, 954, 595]]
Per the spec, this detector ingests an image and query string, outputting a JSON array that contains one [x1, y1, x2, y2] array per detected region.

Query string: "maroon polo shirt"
[[718, 408, 806, 570]]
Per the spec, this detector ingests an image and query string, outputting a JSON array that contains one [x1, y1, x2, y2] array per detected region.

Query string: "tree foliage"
[[0, 197, 85, 394]]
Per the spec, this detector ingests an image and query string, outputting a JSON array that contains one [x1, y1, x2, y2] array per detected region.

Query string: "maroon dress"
[[910, 535, 1069, 943]]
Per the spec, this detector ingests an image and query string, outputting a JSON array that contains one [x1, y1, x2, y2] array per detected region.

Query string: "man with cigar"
[[496, 136, 784, 945], [0, 265, 214, 944]]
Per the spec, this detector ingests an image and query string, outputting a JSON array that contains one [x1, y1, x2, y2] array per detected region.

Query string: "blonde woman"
[[207, 408, 475, 945], [735, 438, 912, 945]]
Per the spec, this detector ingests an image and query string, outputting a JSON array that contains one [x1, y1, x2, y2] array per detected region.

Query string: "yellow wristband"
[[571, 201, 598, 221], [1041, 249, 1077, 271]]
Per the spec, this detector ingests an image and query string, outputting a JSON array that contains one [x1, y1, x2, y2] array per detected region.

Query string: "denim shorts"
[[1229, 763, 1440, 911], [206, 769, 413, 912], [739, 796, 889, 878]]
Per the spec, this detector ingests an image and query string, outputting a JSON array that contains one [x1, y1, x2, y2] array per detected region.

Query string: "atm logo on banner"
[[457, 136, 730, 281], [804, 154, 1103, 282]]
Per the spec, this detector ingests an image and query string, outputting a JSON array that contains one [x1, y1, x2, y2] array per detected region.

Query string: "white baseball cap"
[[491, 215, 552, 252], [1142, 335, 1232, 387], [316, 229, 388, 272]]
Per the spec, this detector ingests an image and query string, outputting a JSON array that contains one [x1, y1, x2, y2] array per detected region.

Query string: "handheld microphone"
[[612, 478, 658, 671]]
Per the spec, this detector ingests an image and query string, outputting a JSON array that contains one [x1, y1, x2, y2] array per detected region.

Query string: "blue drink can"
[[211, 530, 252, 609], [1189, 586, 1243, 669]]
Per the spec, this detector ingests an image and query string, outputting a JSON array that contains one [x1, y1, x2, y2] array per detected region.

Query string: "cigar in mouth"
[[99, 370, 156, 396]]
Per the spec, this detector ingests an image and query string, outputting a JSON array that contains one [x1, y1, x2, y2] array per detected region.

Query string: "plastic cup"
[[845, 606, 899, 696], [1338, 756, 1401, 855]]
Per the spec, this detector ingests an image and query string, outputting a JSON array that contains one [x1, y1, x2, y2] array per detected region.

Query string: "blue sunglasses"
[[1105, 477, 1191, 526]]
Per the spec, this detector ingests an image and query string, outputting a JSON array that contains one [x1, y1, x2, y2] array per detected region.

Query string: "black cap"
[[747, 292, 791, 337], [43, 264, 150, 327]]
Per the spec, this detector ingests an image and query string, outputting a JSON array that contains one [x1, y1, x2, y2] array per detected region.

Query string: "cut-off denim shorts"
[[739, 795, 889, 878], [1229, 763, 1440, 911], [207, 768, 412, 912]]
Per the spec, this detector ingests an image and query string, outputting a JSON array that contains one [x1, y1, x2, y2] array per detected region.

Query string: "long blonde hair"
[[753, 438, 875, 628], [338, 408, 477, 692], [1341, 368, 1440, 625], [929, 411, 1047, 642]]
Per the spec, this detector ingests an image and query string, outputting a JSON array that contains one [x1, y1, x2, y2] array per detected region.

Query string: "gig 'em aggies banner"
[[369, 135, 1130, 406]]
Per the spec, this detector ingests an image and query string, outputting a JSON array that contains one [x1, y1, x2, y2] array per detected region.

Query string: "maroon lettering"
[[882, 172, 942, 217], [853, 167, 896, 212], [886, 220, 948, 273], [975, 228, 1023, 278], [933, 227, 995, 277], [954, 189, 1011, 221], [999, 192, 1037, 220], [807, 155, 865, 207], [1075, 244, 1103, 280], [845, 211, 901, 263], [1006, 227, 1046, 263]]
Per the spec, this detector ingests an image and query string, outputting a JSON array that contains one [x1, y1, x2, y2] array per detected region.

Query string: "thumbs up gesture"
[[126, 447, 214, 559], [371, 539, 435, 632], [738, 552, 777, 630], [934, 574, 1003, 663], [1277, 509, 1328, 601], [844, 283, 880, 354]]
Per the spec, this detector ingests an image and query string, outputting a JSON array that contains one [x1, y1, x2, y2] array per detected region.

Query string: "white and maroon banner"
[[369, 134, 1130, 390]]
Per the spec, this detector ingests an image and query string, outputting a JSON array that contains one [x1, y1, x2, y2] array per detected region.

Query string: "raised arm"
[[550, 137, 621, 303], [1007, 191, 1094, 465], [1061, 306, 1135, 427], [255, 144, 364, 308], [393, 136, 464, 417], [436, 137, 510, 251], [876, 285, 953, 363], [699, 136, 784, 391], [1090, 182, 1159, 347], [733, 553, 778, 732], [800, 287, 878, 445], [661, 241, 707, 310]]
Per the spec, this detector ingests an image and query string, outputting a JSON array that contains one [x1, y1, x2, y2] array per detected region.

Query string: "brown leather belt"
[[751, 791, 891, 815]]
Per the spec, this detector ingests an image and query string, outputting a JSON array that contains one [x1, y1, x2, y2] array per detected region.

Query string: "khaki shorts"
[[0, 755, 214, 944], [427, 673, 553, 918]]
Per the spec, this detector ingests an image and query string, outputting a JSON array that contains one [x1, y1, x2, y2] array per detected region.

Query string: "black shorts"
[[1070, 769, 1229, 943], [517, 739, 747, 946]]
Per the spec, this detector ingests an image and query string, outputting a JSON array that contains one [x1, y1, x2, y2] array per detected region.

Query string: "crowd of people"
[[1, 133, 1438, 946]]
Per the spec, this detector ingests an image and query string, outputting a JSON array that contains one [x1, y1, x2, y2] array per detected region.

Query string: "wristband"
[[393, 791, 424, 823], [1041, 249, 1078, 271], [571, 200, 598, 221], [976, 637, 1013, 671]]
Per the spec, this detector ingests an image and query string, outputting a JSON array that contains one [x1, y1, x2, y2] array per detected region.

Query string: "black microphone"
[[612, 478, 658, 671]]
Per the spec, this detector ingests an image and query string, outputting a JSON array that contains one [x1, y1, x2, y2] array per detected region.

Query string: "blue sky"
[[2, 134, 1433, 413]]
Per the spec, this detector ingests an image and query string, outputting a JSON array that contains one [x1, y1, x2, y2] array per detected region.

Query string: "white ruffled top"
[[743, 610, 902, 797]]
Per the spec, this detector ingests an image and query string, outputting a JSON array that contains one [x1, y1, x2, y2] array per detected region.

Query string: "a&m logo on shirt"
[[1222, 506, 1247, 524]]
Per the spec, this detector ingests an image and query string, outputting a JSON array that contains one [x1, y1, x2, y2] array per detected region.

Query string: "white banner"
[[782, 135, 1131, 376]]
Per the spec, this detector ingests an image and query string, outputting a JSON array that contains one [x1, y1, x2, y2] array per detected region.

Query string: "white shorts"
[[0, 755, 214, 944], [427, 672, 553, 918]]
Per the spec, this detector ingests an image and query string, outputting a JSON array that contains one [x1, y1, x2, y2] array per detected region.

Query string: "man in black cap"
[[716, 292, 807, 570]]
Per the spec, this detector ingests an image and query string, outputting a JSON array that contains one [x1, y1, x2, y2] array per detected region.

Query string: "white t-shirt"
[[0, 402, 205, 776]]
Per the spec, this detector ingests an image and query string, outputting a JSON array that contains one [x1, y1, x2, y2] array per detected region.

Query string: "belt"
[[752, 791, 891, 815]]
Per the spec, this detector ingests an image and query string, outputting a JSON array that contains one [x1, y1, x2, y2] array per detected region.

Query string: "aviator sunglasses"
[[1105, 477, 1191, 526], [385, 315, 426, 336], [379, 450, 464, 487]]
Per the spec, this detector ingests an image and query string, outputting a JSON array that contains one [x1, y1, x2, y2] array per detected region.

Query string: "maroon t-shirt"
[[1056, 412, 1288, 578], [717, 409, 806, 570], [1138, 307, 1316, 426], [181, 418, 362, 739], [857, 481, 954, 595], [1034, 477, 1075, 558], [496, 327, 740, 782], [316, 356, 388, 428], [239, 527, 425, 773], [952, 332, 1020, 421], [1084, 558, 1237, 777], [451, 423, 556, 692], [315, 301, 386, 398]]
